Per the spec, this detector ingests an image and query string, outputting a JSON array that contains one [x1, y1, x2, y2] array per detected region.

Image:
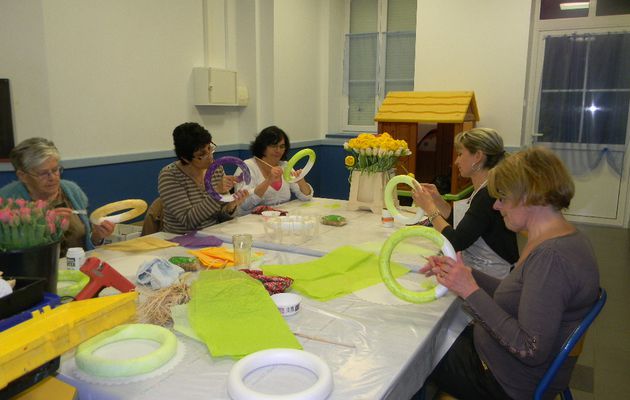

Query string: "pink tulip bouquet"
[[0, 197, 69, 251]]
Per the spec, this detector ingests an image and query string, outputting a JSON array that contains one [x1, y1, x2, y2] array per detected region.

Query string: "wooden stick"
[[255, 156, 275, 169], [293, 332, 356, 348]]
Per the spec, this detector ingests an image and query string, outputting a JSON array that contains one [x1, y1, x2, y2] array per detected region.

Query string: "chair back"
[[141, 197, 163, 236], [534, 288, 607, 400]]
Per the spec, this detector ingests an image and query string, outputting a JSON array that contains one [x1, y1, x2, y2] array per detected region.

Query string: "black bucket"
[[0, 241, 60, 293]]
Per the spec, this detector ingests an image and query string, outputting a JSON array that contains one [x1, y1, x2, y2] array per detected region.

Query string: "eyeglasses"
[[269, 143, 286, 150], [27, 166, 64, 180], [194, 142, 217, 160]]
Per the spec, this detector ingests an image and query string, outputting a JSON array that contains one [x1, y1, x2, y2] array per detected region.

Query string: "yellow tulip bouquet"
[[343, 132, 412, 174]]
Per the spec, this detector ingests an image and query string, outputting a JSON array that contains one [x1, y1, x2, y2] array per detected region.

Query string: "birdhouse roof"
[[374, 91, 479, 123]]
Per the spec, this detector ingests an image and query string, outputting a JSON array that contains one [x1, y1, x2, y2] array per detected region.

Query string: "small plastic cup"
[[232, 234, 253, 268]]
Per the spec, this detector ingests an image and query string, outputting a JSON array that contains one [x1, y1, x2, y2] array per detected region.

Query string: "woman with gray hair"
[[411, 128, 518, 278], [0, 137, 114, 256]]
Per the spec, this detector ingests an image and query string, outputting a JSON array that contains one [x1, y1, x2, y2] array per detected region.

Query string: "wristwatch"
[[427, 210, 441, 224]]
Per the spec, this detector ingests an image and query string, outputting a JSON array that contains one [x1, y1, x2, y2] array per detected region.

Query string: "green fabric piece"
[[188, 270, 301, 358], [262, 246, 409, 301]]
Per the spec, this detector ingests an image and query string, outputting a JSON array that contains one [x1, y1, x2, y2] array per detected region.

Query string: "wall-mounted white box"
[[193, 67, 243, 106]]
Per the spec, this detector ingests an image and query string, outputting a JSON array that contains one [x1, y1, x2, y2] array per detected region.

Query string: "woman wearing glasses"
[[0, 137, 114, 256], [158, 122, 248, 233], [234, 126, 313, 215], [411, 128, 518, 278]]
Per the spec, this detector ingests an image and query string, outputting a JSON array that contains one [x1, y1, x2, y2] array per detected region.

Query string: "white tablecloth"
[[58, 198, 469, 399]]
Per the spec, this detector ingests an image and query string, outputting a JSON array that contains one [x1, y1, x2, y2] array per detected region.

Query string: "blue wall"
[[0, 144, 351, 215]]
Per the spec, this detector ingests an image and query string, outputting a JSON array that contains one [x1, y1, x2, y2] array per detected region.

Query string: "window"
[[345, 0, 416, 128], [537, 33, 630, 145]]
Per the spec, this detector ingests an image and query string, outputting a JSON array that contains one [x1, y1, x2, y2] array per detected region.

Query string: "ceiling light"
[[559, 2, 590, 11]]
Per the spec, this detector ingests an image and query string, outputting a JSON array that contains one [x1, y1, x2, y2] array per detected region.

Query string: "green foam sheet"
[[262, 246, 410, 301], [187, 270, 301, 358]]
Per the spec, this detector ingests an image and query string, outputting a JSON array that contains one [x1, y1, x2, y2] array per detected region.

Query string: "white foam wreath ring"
[[76, 324, 177, 378], [283, 149, 316, 183], [57, 269, 89, 297], [379, 226, 455, 303], [205, 156, 252, 202], [227, 348, 333, 400], [384, 175, 425, 225], [89, 199, 148, 225]]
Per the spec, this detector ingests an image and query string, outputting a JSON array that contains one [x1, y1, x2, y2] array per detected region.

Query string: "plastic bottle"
[[382, 209, 394, 228], [66, 247, 86, 270]]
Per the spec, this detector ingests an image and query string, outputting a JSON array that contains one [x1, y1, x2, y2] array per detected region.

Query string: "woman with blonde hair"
[[412, 128, 518, 278], [417, 146, 600, 399]]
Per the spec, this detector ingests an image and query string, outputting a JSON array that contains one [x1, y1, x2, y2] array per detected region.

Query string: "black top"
[[441, 187, 519, 264]]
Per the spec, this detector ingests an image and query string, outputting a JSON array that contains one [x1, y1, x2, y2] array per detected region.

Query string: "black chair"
[[534, 288, 607, 400]]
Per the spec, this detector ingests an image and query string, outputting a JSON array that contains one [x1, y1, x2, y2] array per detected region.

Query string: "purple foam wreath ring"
[[205, 156, 252, 202]]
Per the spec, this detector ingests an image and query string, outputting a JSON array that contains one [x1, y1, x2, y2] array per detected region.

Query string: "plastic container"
[[0, 292, 60, 332], [271, 293, 302, 316], [0, 277, 47, 321], [382, 209, 394, 228], [65, 247, 86, 270]]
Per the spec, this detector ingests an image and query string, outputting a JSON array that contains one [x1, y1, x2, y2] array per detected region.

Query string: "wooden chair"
[[140, 197, 163, 236]]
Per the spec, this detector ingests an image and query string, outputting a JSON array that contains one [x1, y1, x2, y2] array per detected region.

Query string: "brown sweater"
[[465, 231, 599, 400]]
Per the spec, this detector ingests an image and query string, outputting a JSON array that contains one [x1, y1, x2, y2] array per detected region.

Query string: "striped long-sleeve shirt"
[[158, 162, 231, 234]]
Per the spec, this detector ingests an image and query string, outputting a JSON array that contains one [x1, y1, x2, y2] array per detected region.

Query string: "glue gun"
[[74, 257, 135, 300]]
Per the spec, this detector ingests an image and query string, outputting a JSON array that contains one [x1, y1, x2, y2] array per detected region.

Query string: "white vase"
[[347, 169, 397, 214]]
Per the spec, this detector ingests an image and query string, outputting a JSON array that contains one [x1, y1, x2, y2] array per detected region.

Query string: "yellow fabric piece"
[[188, 247, 264, 269], [188, 246, 235, 268], [188, 270, 301, 358], [262, 246, 410, 301], [100, 236, 178, 252]]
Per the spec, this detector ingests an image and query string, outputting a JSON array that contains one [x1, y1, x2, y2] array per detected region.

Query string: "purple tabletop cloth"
[[167, 232, 223, 248]]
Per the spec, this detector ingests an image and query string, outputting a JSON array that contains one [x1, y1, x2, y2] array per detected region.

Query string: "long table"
[[57, 198, 469, 399]]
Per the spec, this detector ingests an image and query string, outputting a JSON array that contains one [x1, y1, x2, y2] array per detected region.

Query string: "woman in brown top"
[[418, 147, 600, 400]]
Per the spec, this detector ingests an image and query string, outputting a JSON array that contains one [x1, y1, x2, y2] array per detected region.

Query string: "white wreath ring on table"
[[57, 269, 89, 298], [379, 226, 455, 303], [283, 149, 316, 183], [384, 175, 425, 225], [205, 156, 252, 202], [89, 199, 148, 225], [75, 324, 177, 378], [227, 348, 333, 400]]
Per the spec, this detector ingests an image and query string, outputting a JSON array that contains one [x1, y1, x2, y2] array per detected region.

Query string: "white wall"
[[1, 0, 532, 163], [414, 0, 532, 147]]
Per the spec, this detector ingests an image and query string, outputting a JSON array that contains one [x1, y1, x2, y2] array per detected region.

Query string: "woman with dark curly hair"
[[158, 122, 248, 233], [235, 126, 313, 215]]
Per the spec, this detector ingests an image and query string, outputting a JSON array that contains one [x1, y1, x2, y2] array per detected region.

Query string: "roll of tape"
[[89, 199, 148, 225], [227, 348, 333, 400], [384, 175, 425, 225], [283, 148, 316, 183], [205, 156, 252, 202], [379, 226, 454, 303]]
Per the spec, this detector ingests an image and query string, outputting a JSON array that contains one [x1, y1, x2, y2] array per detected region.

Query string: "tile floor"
[[568, 224, 630, 399]]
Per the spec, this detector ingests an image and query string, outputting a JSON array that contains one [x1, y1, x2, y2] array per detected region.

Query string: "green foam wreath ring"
[[384, 175, 425, 225], [57, 270, 90, 298], [283, 148, 316, 183], [76, 323, 177, 378], [379, 226, 455, 303]]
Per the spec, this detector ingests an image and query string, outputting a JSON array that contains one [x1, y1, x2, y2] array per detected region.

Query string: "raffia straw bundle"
[[137, 275, 193, 326]]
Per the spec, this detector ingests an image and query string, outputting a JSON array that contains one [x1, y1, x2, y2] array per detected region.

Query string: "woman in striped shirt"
[[158, 122, 248, 234]]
